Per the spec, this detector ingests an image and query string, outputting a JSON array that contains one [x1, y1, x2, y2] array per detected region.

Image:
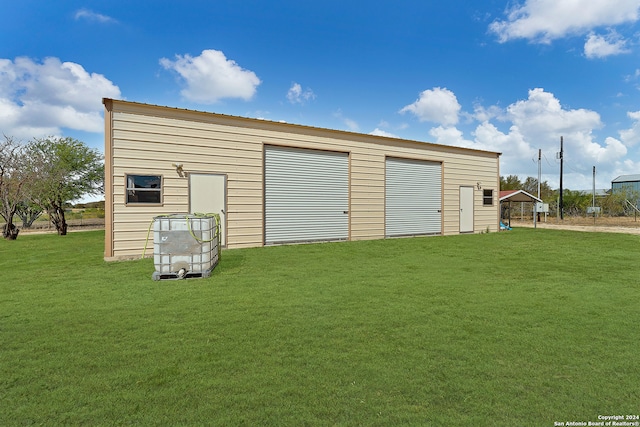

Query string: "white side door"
[[190, 174, 226, 246], [459, 186, 474, 233]]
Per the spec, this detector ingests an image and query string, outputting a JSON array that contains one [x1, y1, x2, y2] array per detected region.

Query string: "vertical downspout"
[[102, 98, 114, 259]]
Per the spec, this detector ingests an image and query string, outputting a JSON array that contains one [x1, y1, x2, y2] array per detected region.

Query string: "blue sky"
[[2, 0, 640, 192]]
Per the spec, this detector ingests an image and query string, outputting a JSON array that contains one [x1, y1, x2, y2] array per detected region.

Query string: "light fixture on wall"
[[476, 181, 482, 190], [172, 163, 186, 177]]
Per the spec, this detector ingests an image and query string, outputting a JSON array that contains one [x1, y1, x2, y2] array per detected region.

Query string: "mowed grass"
[[1, 229, 638, 426]]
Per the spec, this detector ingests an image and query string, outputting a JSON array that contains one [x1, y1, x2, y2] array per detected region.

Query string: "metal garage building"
[[103, 99, 501, 260]]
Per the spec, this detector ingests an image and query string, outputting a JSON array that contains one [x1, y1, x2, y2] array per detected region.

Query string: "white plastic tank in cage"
[[152, 213, 220, 280]]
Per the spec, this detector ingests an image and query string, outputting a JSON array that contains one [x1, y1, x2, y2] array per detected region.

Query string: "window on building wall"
[[483, 189, 493, 206], [126, 175, 162, 204]]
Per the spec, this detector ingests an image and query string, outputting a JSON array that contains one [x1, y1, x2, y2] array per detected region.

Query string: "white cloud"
[[418, 87, 630, 189], [74, 9, 117, 24], [333, 109, 359, 131], [490, 0, 640, 43], [471, 103, 504, 122], [0, 56, 121, 139], [506, 88, 602, 138], [287, 82, 315, 104], [584, 31, 631, 58], [623, 69, 640, 82], [611, 158, 640, 182], [160, 49, 261, 103], [369, 128, 398, 138], [474, 122, 533, 158], [619, 110, 640, 146], [371, 120, 405, 138], [593, 137, 628, 162], [502, 89, 629, 175], [399, 87, 461, 126], [429, 125, 473, 148], [344, 118, 359, 131]]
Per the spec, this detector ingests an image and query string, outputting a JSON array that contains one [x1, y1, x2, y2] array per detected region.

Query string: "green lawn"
[[1, 229, 638, 426]]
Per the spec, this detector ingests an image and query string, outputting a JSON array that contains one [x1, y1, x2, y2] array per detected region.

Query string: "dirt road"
[[509, 217, 640, 235]]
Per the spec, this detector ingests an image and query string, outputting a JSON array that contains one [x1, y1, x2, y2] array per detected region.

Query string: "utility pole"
[[538, 148, 541, 222], [538, 149, 542, 199], [534, 149, 541, 228], [559, 136, 564, 220], [592, 166, 596, 225]]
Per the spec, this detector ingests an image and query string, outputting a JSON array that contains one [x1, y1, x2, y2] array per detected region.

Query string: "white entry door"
[[459, 186, 474, 233], [190, 174, 226, 246]]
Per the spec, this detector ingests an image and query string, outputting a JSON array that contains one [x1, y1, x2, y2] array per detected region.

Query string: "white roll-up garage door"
[[385, 157, 442, 237], [265, 146, 349, 244]]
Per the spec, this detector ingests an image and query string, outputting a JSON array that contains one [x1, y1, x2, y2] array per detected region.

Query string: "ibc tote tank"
[[152, 214, 220, 280]]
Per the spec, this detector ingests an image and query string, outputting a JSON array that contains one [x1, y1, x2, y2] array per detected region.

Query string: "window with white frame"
[[126, 175, 162, 204]]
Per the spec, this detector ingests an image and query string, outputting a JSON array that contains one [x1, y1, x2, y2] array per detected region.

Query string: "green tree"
[[518, 176, 555, 201], [500, 175, 522, 190], [601, 187, 640, 216], [27, 137, 104, 235], [561, 189, 592, 216], [15, 200, 43, 228], [522, 177, 536, 196], [0, 136, 29, 239], [539, 181, 555, 202]]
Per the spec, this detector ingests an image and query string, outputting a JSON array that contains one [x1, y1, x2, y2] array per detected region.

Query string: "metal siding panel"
[[265, 146, 349, 244], [385, 158, 442, 236]]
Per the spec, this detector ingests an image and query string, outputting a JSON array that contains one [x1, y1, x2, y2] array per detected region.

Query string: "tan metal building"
[[103, 98, 501, 260]]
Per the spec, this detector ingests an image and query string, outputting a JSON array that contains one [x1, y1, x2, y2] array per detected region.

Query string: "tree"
[[522, 176, 537, 196], [15, 200, 43, 228], [0, 136, 29, 239], [561, 189, 592, 216], [27, 137, 104, 236], [500, 175, 522, 190], [601, 187, 640, 216], [517, 176, 554, 201]]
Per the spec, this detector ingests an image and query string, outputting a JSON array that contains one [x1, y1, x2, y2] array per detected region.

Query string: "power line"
[[563, 162, 584, 174]]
